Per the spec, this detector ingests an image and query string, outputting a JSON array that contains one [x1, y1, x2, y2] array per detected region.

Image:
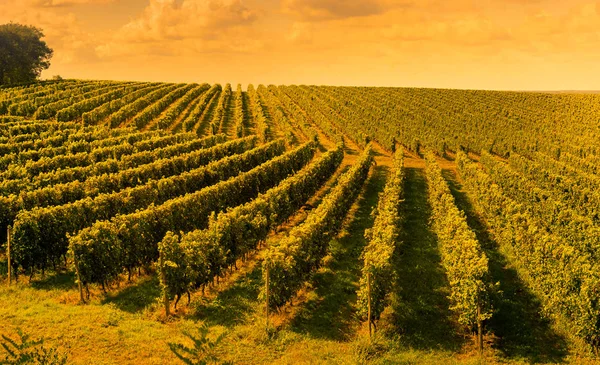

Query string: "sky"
[[2, 0, 600, 90]]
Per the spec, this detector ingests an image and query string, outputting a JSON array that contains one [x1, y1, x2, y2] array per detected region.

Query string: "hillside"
[[0, 80, 599, 364]]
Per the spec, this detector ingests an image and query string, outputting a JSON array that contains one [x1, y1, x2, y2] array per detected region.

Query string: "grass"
[[391, 166, 464, 351], [441, 168, 570, 363], [289, 163, 388, 340], [0, 152, 596, 364]]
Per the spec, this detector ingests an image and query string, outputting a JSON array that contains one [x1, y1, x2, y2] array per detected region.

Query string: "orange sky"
[[2, 0, 600, 90]]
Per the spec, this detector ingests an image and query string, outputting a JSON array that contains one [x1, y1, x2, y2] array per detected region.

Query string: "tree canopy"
[[0, 23, 53, 86]]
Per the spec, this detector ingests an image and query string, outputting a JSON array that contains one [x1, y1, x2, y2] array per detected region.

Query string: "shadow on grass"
[[192, 264, 262, 328], [101, 276, 161, 313], [289, 164, 388, 341], [30, 271, 77, 291], [392, 167, 464, 351], [0, 258, 7, 277], [442, 169, 568, 363], [344, 144, 359, 155]]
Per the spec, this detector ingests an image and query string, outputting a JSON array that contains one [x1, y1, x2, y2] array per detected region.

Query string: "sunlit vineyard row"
[[1, 79, 600, 362]]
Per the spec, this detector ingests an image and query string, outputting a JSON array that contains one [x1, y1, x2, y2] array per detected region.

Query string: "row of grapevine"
[[559, 152, 600, 177], [209, 83, 232, 135], [0, 128, 157, 169], [182, 84, 221, 133], [8, 82, 109, 117], [1, 134, 226, 195], [130, 84, 196, 130], [477, 153, 600, 264], [33, 83, 125, 120], [456, 151, 600, 349], [0, 131, 208, 190], [0, 127, 138, 176], [1, 129, 200, 182], [0, 136, 254, 242], [247, 84, 270, 142], [155, 84, 210, 131], [425, 152, 492, 349], [82, 84, 163, 126], [257, 85, 296, 143], [320, 87, 402, 151], [261, 85, 312, 142], [0, 119, 51, 136], [159, 143, 344, 304], [10, 138, 280, 276], [0, 123, 98, 157], [0, 80, 81, 113], [233, 84, 246, 137], [508, 152, 600, 223], [357, 149, 404, 331], [107, 84, 179, 128], [262, 144, 373, 309], [279, 86, 344, 144], [268, 86, 317, 141], [55, 83, 149, 122], [70, 141, 316, 287], [310, 86, 386, 148], [297, 85, 368, 148]]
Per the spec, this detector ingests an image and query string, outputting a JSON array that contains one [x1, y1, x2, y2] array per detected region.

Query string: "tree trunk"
[[477, 298, 483, 355]]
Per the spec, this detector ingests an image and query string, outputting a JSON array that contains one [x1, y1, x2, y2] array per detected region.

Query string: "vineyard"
[[1, 79, 600, 364]]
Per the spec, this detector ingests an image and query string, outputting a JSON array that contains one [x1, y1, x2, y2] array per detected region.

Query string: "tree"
[[0, 23, 53, 86]]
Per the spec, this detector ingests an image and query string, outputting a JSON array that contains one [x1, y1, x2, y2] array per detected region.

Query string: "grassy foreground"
[[0, 153, 596, 364]]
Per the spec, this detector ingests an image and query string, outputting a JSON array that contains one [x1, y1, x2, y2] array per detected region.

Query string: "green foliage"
[[263, 145, 373, 309], [0, 329, 67, 365], [279, 85, 344, 145], [168, 325, 231, 365], [33, 83, 123, 120], [156, 84, 210, 131], [131, 84, 195, 130], [357, 149, 404, 324], [56, 83, 147, 123], [107, 83, 179, 128], [81, 83, 163, 126], [74, 141, 314, 286], [0, 24, 53, 86], [233, 84, 245, 138], [247, 84, 270, 143], [425, 152, 492, 330], [159, 143, 343, 300], [308, 86, 600, 156], [268, 86, 317, 141], [457, 151, 600, 349], [10, 136, 255, 274], [209, 84, 231, 135], [182, 84, 221, 133]]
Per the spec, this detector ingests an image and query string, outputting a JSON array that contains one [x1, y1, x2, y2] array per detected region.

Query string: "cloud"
[[282, 0, 407, 20], [382, 16, 514, 46], [94, 0, 261, 58], [30, 0, 115, 6], [287, 22, 314, 43], [117, 0, 258, 42], [0, 0, 102, 65]]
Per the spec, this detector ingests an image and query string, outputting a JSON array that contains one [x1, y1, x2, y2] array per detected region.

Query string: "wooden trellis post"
[[367, 272, 372, 339], [477, 295, 483, 355], [6, 226, 11, 286], [159, 251, 170, 317], [73, 253, 85, 303], [265, 266, 270, 331]]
